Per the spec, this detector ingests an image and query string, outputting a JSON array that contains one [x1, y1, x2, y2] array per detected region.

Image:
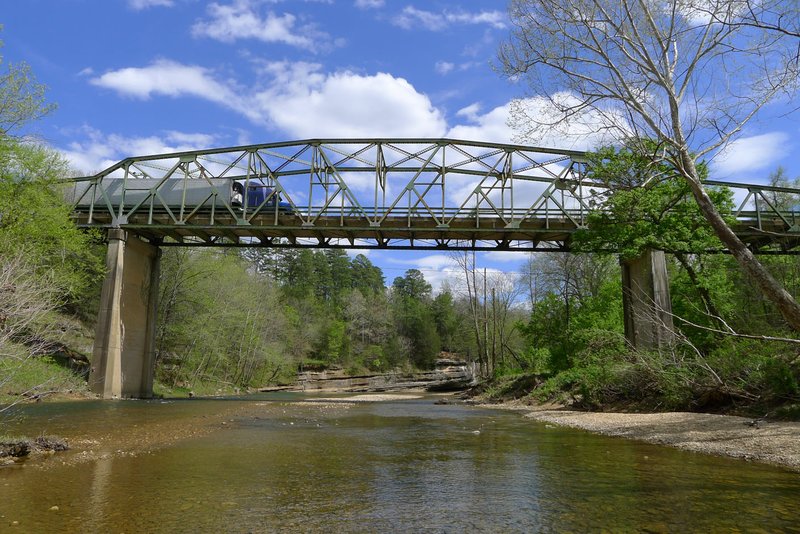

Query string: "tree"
[[391, 269, 439, 368], [392, 269, 432, 301], [0, 27, 55, 137], [574, 144, 734, 259], [432, 289, 460, 352], [764, 166, 800, 213], [500, 0, 800, 330], [241, 245, 296, 282], [0, 138, 103, 304], [351, 254, 385, 295]]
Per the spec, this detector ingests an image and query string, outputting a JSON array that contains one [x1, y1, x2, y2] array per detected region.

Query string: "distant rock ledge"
[[265, 359, 477, 394]]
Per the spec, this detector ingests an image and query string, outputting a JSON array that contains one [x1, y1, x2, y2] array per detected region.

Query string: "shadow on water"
[[1, 394, 799, 532]]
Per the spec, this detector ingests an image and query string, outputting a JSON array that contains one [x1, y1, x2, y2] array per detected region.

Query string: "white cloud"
[[508, 93, 629, 150], [355, 0, 384, 8], [386, 254, 462, 293], [390, 254, 457, 270], [435, 61, 454, 75], [191, 0, 332, 51], [60, 128, 220, 175], [90, 60, 239, 105], [393, 6, 506, 31], [447, 102, 514, 143], [455, 103, 482, 121], [712, 132, 790, 177], [128, 0, 174, 9], [89, 59, 446, 138], [252, 62, 447, 138]]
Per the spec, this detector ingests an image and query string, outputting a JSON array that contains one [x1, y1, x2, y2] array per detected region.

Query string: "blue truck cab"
[[232, 181, 293, 213]]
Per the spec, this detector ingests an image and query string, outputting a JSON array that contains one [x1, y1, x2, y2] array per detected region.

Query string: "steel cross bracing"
[[66, 138, 800, 252]]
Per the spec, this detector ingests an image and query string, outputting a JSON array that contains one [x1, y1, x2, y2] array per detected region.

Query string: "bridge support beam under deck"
[[621, 250, 675, 350], [89, 229, 160, 399]]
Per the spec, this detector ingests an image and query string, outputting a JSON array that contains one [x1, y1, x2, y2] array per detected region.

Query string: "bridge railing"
[[64, 139, 800, 250]]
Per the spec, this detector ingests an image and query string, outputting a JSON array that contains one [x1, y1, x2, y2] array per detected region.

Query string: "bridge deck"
[[72, 208, 800, 251]]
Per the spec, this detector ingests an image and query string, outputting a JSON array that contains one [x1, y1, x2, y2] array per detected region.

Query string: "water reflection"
[[1, 395, 798, 532]]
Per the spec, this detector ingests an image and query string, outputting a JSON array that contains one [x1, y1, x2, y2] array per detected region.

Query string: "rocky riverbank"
[[480, 401, 800, 472]]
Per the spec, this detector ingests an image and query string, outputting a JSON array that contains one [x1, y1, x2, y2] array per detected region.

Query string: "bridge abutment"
[[89, 229, 160, 399], [621, 250, 675, 350]]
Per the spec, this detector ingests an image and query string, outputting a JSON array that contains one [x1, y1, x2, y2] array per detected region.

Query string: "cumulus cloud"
[[712, 132, 790, 177], [253, 62, 446, 138], [89, 59, 446, 138], [447, 102, 515, 143], [191, 0, 334, 51], [393, 6, 506, 31], [90, 60, 239, 105], [508, 94, 630, 150]]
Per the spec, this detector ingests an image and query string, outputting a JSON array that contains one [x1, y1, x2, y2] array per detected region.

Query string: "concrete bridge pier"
[[621, 250, 675, 350], [89, 229, 160, 399]]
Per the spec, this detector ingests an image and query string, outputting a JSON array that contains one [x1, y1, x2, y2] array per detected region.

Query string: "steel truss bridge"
[[68, 138, 800, 252]]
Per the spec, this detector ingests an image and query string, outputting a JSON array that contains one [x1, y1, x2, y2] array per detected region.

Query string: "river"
[[1, 393, 799, 532]]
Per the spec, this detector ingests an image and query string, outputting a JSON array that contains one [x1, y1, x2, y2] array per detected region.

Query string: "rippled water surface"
[[1, 393, 799, 532]]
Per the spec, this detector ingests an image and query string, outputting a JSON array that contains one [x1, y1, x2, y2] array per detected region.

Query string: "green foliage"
[[574, 144, 733, 259], [0, 351, 88, 405], [432, 290, 460, 351], [392, 269, 432, 300], [155, 249, 290, 389], [350, 254, 385, 295], [0, 138, 103, 306], [390, 269, 441, 368]]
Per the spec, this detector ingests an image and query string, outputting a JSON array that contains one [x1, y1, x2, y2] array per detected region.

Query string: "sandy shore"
[[484, 403, 800, 472]]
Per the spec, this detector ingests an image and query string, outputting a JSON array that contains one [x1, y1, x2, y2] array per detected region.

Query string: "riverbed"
[[1, 392, 799, 532]]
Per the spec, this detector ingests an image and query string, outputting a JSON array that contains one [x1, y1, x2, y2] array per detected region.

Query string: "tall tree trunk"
[[677, 148, 800, 331], [673, 252, 725, 329]]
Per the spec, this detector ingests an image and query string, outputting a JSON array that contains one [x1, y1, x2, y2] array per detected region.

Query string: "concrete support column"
[[621, 250, 674, 350], [89, 229, 160, 399]]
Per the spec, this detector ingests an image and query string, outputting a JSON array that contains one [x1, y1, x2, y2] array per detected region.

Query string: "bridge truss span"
[[68, 138, 800, 252]]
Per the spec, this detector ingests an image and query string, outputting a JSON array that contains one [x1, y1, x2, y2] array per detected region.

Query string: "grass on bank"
[[0, 349, 90, 406]]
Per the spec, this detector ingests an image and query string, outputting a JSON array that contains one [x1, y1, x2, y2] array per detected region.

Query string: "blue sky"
[[3, 0, 799, 289]]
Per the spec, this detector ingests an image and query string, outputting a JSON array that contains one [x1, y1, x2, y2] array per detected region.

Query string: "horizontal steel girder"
[[65, 138, 800, 253]]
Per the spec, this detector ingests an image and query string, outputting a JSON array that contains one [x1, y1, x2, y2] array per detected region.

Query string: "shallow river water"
[[1, 393, 799, 533]]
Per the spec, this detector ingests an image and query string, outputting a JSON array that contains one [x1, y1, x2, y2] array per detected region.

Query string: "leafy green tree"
[[392, 269, 432, 301], [351, 254, 384, 295], [574, 145, 733, 259], [241, 245, 296, 282], [155, 249, 291, 389], [764, 167, 800, 213], [285, 249, 317, 300], [0, 139, 103, 305], [312, 251, 332, 302], [391, 269, 439, 368], [325, 249, 352, 302], [432, 290, 459, 352], [395, 298, 440, 369]]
